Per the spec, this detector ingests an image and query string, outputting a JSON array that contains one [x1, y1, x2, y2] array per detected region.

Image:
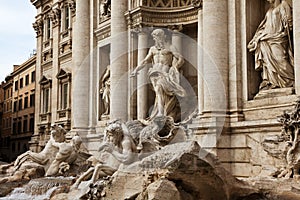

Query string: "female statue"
[[248, 0, 294, 91]]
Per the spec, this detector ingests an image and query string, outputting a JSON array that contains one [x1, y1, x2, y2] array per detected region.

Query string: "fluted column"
[[72, 0, 90, 130], [110, 0, 128, 120], [202, 0, 228, 114], [137, 30, 148, 120]]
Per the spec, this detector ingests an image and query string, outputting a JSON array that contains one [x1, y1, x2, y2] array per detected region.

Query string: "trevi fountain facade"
[[1, 0, 300, 199]]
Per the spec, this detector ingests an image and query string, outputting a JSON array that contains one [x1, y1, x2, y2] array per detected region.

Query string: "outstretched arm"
[[130, 48, 153, 77]]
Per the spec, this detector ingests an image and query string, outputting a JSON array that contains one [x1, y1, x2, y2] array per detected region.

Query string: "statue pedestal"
[[254, 87, 294, 100]]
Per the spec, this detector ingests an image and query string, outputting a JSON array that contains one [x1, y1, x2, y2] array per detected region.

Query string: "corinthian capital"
[[33, 19, 43, 36], [49, 8, 61, 27]]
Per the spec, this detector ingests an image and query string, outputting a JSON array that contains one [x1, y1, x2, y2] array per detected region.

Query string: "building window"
[[3, 102, 6, 112], [62, 83, 68, 109], [31, 71, 35, 83], [14, 81, 18, 91], [24, 96, 28, 109], [30, 94, 35, 107], [18, 121, 22, 134], [23, 119, 28, 133], [13, 101, 17, 112], [18, 99, 22, 110], [29, 117, 34, 132], [25, 75, 29, 86], [45, 17, 51, 40], [13, 121, 17, 134], [20, 78, 23, 88], [43, 88, 50, 113], [64, 6, 70, 31], [12, 142, 15, 152]]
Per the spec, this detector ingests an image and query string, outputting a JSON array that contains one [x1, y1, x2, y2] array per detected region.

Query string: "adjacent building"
[[0, 75, 13, 162], [4, 56, 36, 161]]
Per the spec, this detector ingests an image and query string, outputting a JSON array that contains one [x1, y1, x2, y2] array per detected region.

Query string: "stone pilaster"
[[197, 9, 203, 115], [294, 1, 300, 94], [50, 6, 60, 124], [228, 0, 243, 121], [110, 0, 128, 120], [31, 17, 43, 152], [137, 29, 148, 120], [72, 0, 90, 131]]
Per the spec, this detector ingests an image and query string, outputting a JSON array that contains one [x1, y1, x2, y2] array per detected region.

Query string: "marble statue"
[[131, 29, 186, 122], [100, 0, 111, 17], [45, 135, 83, 176], [72, 119, 137, 188], [247, 0, 294, 91], [99, 65, 110, 116], [8, 125, 87, 182], [14, 124, 66, 172]]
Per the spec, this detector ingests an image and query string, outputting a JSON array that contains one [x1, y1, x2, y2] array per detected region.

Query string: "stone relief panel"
[[247, 0, 294, 99]]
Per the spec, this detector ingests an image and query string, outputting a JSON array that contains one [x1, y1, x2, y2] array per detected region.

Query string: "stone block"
[[218, 148, 250, 162]]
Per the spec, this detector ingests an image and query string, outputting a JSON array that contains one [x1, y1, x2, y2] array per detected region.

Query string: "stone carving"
[[67, 0, 76, 16], [126, 116, 187, 154], [277, 98, 300, 178], [49, 8, 61, 27], [99, 65, 110, 116], [143, 0, 194, 8], [191, 0, 202, 8], [247, 0, 294, 91], [72, 119, 137, 188], [100, 0, 111, 19], [131, 29, 186, 122], [3, 125, 87, 183], [32, 19, 43, 36], [14, 124, 66, 173]]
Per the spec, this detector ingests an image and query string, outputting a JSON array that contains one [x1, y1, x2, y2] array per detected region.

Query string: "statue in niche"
[[100, 65, 110, 116], [100, 0, 111, 18], [131, 29, 186, 122], [247, 0, 294, 91]]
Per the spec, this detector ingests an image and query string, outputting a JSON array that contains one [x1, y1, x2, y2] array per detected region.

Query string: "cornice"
[[95, 19, 111, 41], [126, 6, 199, 28]]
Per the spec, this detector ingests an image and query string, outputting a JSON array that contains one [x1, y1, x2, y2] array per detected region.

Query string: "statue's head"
[[71, 135, 82, 150], [105, 119, 124, 144], [50, 124, 66, 142], [151, 29, 166, 43]]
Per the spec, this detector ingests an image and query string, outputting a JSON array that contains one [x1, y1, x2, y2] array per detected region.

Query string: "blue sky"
[[0, 0, 36, 82]]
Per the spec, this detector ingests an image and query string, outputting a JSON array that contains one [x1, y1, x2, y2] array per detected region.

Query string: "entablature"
[[126, 2, 201, 29]]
